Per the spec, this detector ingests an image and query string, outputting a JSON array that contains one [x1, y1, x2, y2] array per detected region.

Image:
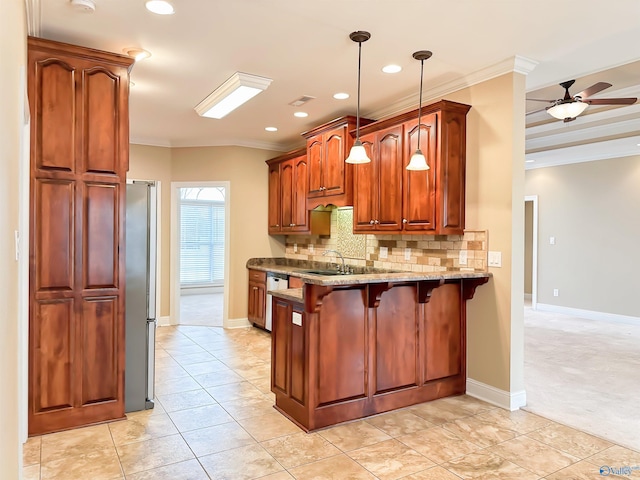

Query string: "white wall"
[[526, 156, 640, 318], [0, 0, 26, 477]]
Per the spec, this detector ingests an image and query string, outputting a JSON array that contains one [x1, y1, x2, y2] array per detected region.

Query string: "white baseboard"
[[466, 378, 526, 411], [536, 303, 640, 326], [225, 317, 252, 329], [157, 316, 171, 327]]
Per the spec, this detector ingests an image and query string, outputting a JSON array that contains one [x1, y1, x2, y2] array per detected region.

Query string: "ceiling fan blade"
[[526, 107, 548, 115], [585, 97, 637, 105], [526, 98, 554, 103], [575, 82, 612, 99]]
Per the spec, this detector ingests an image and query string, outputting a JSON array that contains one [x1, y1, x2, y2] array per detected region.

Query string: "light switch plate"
[[379, 246, 388, 259], [404, 248, 411, 260], [458, 250, 468, 266], [292, 312, 302, 326], [488, 251, 502, 267], [549, 236, 556, 245]]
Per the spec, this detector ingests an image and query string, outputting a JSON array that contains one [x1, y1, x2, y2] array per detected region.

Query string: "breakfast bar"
[[248, 258, 490, 432]]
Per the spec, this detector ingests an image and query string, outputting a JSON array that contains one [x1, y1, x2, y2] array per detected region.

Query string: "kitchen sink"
[[303, 269, 347, 276]]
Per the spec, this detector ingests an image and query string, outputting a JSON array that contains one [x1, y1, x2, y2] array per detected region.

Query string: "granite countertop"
[[269, 287, 304, 303], [247, 257, 491, 286]]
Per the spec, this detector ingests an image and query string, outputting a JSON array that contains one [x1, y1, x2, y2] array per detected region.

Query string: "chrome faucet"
[[323, 249, 347, 273]]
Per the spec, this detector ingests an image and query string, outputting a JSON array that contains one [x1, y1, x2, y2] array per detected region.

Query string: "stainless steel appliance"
[[265, 272, 288, 332], [125, 181, 157, 412]]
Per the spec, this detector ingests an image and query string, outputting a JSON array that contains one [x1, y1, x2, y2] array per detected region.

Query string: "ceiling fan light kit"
[[528, 79, 637, 123], [345, 30, 372, 165]]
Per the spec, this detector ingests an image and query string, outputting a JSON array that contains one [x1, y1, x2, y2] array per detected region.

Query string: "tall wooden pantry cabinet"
[[27, 37, 134, 435]]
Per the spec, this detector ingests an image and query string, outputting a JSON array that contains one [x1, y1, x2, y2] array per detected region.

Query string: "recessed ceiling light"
[[265, 127, 278, 132], [69, 0, 96, 12], [294, 112, 308, 118], [382, 64, 402, 74], [525, 159, 535, 163], [145, 0, 174, 15], [333, 93, 349, 100], [124, 48, 152, 62]]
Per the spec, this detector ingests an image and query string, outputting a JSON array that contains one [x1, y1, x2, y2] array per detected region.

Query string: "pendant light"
[[345, 31, 372, 164], [406, 50, 433, 171]]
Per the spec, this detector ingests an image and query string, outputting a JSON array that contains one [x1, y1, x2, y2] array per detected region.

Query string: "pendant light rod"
[[413, 50, 432, 151], [345, 30, 372, 165], [349, 31, 371, 141], [406, 50, 433, 171]]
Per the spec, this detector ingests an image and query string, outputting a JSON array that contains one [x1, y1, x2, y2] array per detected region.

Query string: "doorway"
[[524, 195, 538, 308], [171, 182, 230, 327]]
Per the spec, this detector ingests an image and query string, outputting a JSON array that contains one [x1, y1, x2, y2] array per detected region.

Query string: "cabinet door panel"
[[375, 286, 419, 393], [352, 135, 376, 232], [424, 283, 462, 381], [83, 68, 120, 175], [81, 297, 119, 405], [290, 306, 306, 404], [280, 161, 294, 230], [83, 183, 118, 289], [31, 300, 74, 412], [439, 114, 465, 233], [35, 179, 75, 291], [272, 300, 290, 394], [323, 129, 346, 194], [317, 289, 367, 406], [268, 164, 281, 232], [33, 59, 76, 172], [403, 115, 437, 232], [376, 127, 403, 230], [292, 156, 309, 231], [307, 139, 323, 197]]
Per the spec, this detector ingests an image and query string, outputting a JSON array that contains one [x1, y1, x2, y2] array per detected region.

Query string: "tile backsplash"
[[285, 207, 487, 273]]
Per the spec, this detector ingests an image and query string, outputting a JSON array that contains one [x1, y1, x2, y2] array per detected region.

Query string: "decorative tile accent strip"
[[284, 208, 488, 273]]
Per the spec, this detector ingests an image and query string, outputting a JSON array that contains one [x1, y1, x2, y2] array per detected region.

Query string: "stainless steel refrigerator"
[[125, 181, 157, 412]]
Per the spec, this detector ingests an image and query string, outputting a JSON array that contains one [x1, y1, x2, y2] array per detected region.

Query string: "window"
[[179, 187, 225, 286]]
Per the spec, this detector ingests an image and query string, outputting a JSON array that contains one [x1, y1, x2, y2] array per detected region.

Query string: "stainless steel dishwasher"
[[265, 272, 288, 332]]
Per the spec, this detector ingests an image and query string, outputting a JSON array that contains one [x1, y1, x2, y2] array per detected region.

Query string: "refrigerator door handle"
[[145, 318, 156, 408]]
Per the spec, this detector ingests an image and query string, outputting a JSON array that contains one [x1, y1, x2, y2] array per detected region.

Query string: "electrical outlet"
[[458, 250, 468, 266], [404, 248, 411, 261], [379, 246, 388, 259], [488, 251, 502, 267], [549, 236, 556, 245], [553, 288, 559, 297], [309, 244, 314, 254], [293, 243, 297, 253]]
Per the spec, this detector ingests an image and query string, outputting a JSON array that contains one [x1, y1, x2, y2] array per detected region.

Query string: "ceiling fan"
[[527, 80, 637, 122]]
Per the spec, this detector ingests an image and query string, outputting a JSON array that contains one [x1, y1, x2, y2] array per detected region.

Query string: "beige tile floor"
[[23, 324, 640, 479], [180, 293, 223, 327]]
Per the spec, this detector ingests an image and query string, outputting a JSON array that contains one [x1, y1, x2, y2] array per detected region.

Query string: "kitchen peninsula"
[[247, 258, 490, 431]]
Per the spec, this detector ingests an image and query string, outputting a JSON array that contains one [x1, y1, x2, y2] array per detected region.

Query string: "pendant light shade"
[[407, 50, 433, 171], [345, 31, 371, 165]]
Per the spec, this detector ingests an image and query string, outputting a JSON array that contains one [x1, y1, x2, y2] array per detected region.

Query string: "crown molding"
[[130, 136, 290, 153], [24, 0, 41, 36], [369, 55, 538, 121]]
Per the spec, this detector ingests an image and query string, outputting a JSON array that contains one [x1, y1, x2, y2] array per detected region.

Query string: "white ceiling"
[[31, 0, 640, 165]]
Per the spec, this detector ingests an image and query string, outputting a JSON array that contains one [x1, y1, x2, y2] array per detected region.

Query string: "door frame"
[[170, 181, 231, 327], [525, 195, 539, 309]]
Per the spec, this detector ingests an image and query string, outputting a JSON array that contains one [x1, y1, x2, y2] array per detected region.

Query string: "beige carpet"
[[523, 303, 640, 451]]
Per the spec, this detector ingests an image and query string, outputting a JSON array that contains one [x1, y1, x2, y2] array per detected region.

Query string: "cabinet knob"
[[375, 220, 380, 224], [369, 220, 375, 224], [402, 218, 408, 224], [290, 223, 295, 227], [275, 224, 280, 227], [320, 186, 326, 191], [252, 287, 257, 290]]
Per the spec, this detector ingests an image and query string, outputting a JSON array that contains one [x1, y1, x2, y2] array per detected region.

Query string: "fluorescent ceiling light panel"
[[195, 72, 272, 119]]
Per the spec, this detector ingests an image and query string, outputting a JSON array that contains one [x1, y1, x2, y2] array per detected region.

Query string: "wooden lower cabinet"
[[271, 277, 488, 431], [247, 269, 267, 328]]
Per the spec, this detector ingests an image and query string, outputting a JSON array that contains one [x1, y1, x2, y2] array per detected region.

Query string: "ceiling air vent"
[[289, 96, 316, 107]]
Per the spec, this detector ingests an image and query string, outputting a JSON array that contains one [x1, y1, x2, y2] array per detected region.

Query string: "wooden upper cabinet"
[[266, 150, 330, 236], [302, 116, 373, 209], [28, 36, 133, 436], [354, 101, 470, 235], [353, 125, 403, 233], [402, 113, 438, 233]]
